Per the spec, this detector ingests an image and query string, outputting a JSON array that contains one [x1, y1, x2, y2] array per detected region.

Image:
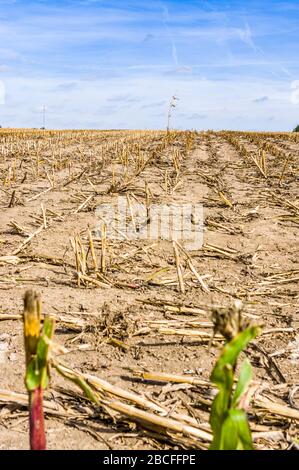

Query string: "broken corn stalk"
[[23, 290, 55, 450]]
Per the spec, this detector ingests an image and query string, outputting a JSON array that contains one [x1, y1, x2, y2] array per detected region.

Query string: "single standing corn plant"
[[209, 303, 261, 450], [23, 290, 55, 450]]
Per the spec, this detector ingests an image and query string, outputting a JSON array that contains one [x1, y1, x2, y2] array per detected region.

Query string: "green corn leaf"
[[52, 362, 99, 405], [211, 326, 260, 386], [37, 317, 55, 389], [37, 317, 54, 365], [25, 357, 41, 391], [230, 409, 254, 450], [209, 390, 230, 450], [74, 376, 99, 404], [232, 358, 253, 408], [209, 325, 259, 451], [216, 409, 253, 450], [25, 317, 55, 390], [218, 413, 239, 450], [210, 365, 233, 430], [210, 390, 228, 434]]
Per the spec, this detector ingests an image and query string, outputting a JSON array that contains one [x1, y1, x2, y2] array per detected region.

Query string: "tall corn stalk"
[[167, 95, 179, 133]]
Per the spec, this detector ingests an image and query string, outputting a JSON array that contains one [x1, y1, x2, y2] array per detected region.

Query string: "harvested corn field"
[[0, 128, 298, 450]]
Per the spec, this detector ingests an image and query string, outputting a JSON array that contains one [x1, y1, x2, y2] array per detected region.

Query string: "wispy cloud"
[[162, 5, 179, 66], [141, 100, 166, 109], [252, 96, 269, 103], [188, 113, 208, 120], [55, 82, 79, 91], [237, 22, 260, 52]]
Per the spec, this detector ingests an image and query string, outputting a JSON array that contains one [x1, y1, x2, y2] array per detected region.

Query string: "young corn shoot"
[[209, 303, 261, 450]]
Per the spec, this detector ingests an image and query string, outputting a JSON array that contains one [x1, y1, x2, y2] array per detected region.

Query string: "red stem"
[[29, 387, 46, 450]]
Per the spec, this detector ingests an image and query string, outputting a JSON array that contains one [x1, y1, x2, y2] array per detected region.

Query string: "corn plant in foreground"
[[23, 290, 55, 450], [209, 303, 261, 450]]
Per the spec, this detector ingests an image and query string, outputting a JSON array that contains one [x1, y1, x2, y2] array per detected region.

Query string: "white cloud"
[[0, 74, 296, 131]]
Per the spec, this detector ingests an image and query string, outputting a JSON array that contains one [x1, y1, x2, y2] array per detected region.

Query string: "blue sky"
[[0, 0, 299, 130]]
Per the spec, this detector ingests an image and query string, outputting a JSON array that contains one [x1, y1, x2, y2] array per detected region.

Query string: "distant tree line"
[[294, 125, 299, 132]]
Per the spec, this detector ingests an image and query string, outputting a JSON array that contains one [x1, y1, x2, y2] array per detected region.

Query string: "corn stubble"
[[0, 128, 297, 450]]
